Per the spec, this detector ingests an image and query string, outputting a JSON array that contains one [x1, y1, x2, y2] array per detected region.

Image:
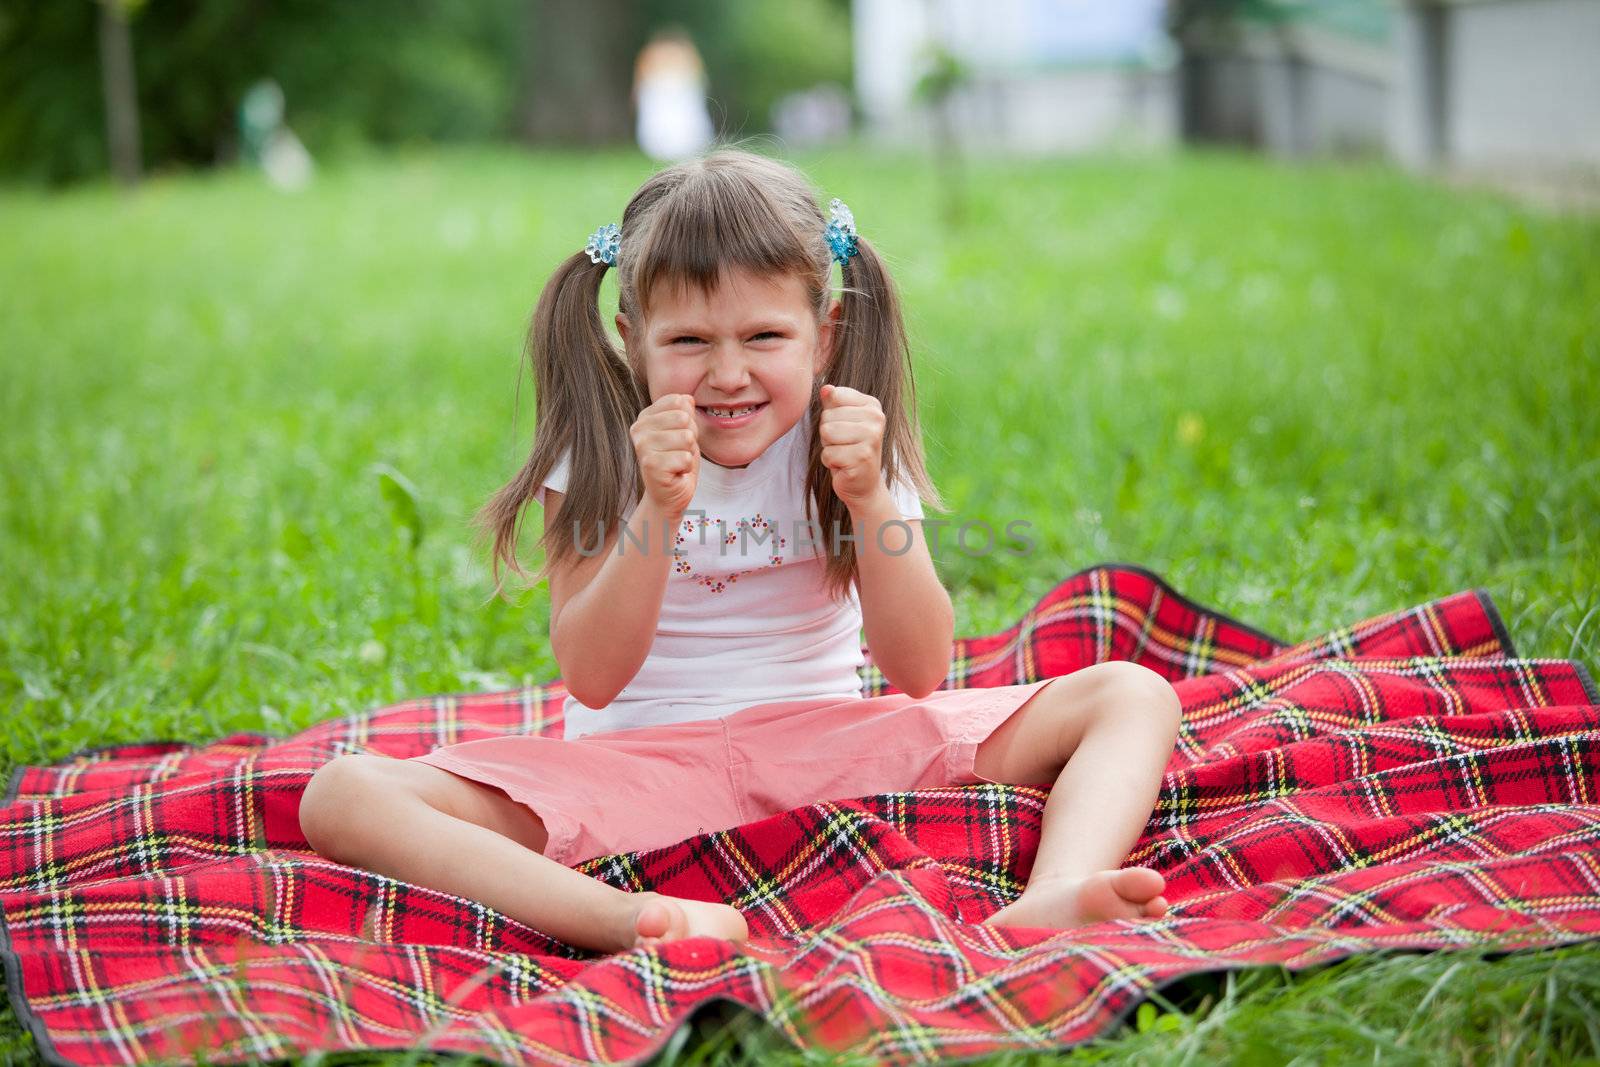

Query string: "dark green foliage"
[[0, 0, 855, 186], [0, 0, 523, 184]]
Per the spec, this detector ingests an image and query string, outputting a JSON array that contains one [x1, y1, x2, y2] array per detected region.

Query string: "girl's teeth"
[[704, 404, 760, 418]]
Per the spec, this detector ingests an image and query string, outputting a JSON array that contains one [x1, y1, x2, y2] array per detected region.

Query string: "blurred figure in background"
[[238, 79, 312, 191], [632, 25, 715, 161]]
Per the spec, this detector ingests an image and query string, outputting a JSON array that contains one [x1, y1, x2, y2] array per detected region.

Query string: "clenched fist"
[[818, 383, 887, 509], [631, 394, 700, 515]]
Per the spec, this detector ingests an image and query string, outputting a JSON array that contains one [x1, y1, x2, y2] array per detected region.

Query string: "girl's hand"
[[818, 383, 887, 509], [631, 394, 699, 515]]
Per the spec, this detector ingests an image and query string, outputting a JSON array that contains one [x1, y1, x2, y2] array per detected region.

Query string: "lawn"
[[1, 143, 1596, 1063]]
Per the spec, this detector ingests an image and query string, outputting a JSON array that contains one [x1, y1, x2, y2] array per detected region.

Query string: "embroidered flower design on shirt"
[[673, 513, 788, 593]]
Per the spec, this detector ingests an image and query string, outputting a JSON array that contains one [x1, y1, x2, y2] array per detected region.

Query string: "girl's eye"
[[672, 332, 781, 345]]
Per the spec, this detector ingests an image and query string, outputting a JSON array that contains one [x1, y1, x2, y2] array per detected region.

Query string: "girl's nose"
[[705, 345, 751, 390]]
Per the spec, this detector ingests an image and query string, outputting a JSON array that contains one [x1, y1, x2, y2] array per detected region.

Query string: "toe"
[[635, 900, 672, 940], [1114, 867, 1166, 903]]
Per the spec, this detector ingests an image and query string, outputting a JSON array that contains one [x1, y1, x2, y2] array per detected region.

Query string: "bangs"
[[630, 172, 820, 321]]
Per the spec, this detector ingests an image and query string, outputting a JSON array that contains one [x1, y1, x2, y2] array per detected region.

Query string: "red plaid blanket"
[[4, 563, 1598, 1065]]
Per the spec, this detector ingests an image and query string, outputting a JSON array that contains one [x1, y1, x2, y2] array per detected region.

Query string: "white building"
[[854, 0, 1600, 187], [1390, 0, 1600, 175], [852, 0, 1178, 154]]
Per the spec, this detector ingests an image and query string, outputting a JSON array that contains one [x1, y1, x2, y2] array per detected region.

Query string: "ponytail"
[[806, 234, 944, 604], [473, 251, 646, 600]]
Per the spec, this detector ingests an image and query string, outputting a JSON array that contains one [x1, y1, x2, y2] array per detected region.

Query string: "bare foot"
[[983, 867, 1169, 929], [628, 892, 749, 950]]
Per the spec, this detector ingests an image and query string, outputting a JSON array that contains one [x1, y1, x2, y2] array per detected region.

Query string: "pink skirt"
[[407, 679, 1057, 866]]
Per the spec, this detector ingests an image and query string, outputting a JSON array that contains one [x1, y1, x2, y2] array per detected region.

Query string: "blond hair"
[[476, 146, 942, 604]]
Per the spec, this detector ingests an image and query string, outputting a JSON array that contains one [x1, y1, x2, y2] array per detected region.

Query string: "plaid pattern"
[[3, 563, 1597, 1066]]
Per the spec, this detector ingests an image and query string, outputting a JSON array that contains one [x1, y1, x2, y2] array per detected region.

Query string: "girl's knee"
[[1082, 662, 1181, 733], [300, 754, 387, 858]]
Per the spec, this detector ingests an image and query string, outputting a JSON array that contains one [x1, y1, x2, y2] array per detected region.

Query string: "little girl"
[[299, 148, 1182, 955]]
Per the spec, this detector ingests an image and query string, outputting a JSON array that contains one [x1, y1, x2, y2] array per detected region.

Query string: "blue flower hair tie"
[[585, 222, 620, 267], [825, 198, 859, 266]]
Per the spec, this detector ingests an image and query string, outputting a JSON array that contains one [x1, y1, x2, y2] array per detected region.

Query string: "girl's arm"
[[850, 492, 954, 699], [545, 489, 683, 709]]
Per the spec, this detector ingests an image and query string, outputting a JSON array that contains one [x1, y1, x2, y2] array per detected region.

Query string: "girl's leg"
[[297, 754, 747, 954], [972, 661, 1182, 927]]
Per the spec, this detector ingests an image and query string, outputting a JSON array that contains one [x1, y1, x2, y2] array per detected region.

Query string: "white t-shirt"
[[534, 407, 925, 740]]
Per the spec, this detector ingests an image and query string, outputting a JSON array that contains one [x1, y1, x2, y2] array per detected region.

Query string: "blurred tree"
[[0, 3, 107, 184], [521, 0, 638, 144], [97, 0, 144, 186]]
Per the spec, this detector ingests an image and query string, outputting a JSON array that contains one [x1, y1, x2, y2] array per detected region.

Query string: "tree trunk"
[[97, 0, 142, 186], [521, 0, 638, 145]]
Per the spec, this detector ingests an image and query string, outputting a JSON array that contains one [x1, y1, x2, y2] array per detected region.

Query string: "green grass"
[[1, 143, 1597, 1064]]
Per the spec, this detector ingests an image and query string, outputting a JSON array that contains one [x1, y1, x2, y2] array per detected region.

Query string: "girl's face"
[[617, 266, 839, 470]]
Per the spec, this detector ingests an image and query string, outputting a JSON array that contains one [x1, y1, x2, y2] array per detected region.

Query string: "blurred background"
[[3, 0, 1597, 202]]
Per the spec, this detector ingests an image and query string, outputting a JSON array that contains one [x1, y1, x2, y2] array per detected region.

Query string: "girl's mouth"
[[696, 402, 767, 428]]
